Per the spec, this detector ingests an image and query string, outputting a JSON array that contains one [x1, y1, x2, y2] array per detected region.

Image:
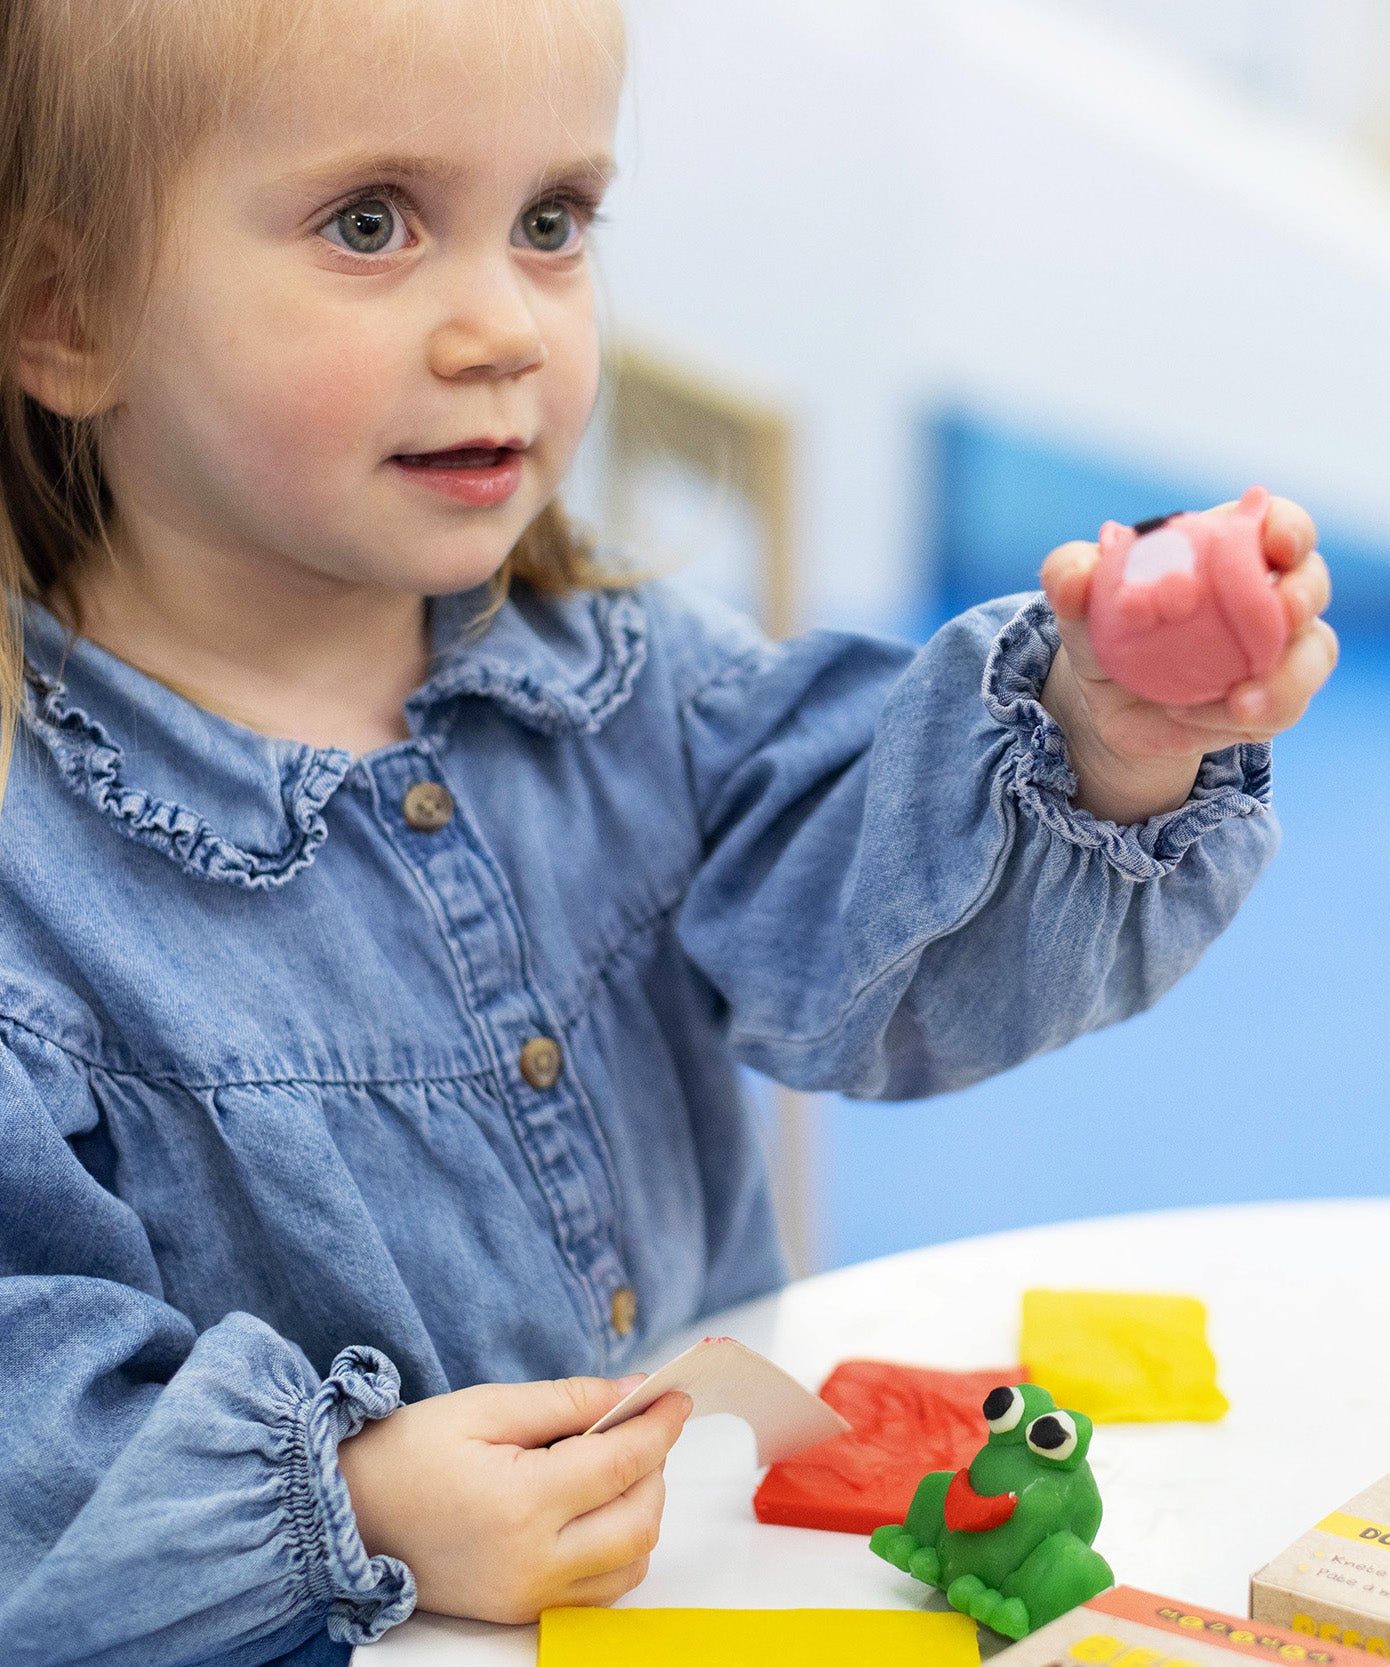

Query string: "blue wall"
[[916, 409, 1390, 643], [821, 410, 1390, 1267]]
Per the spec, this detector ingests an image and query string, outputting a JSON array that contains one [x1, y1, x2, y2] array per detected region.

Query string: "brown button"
[[402, 781, 454, 833], [610, 1286, 638, 1336], [519, 1036, 563, 1090]]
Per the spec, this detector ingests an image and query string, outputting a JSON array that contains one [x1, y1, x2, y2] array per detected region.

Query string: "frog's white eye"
[[982, 1385, 1025, 1433], [1026, 1410, 1079, 1461]]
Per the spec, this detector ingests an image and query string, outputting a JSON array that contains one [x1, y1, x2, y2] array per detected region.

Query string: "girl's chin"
[[342, 544, 518, 600]]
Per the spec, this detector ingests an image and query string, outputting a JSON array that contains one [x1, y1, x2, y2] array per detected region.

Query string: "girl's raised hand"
[[1038, 495, 1338, 825], [337, 1374, 693, 1623]]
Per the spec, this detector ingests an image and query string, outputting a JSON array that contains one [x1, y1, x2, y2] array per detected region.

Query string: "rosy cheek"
[[229, 326, 393, 484], [548, 331, 602, 435]]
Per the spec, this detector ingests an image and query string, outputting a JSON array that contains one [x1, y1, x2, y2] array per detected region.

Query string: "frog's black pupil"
[[1029, 1415, 1067, 1449], [1133, 512, 1181, 536], [343, 202, 392, 253], [982, 1387, 1015, 1421]]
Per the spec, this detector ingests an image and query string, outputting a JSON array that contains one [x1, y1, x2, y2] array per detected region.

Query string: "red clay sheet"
[[752, 1359, 1024, 1535]]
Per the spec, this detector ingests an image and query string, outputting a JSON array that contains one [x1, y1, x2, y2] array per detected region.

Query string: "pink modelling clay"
[[1088, 485, 1288, 706]]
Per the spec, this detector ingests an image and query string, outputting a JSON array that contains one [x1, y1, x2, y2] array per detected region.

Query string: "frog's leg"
[[906, 1543, 942, 1587], [866, 1531, 943, 1587], [936, 1574, 1020, 1636], [903, 1470, 951, 1543], [868, 1526, 917, 1571], [997, 1531, 1115, 1636], [946, 1573, 989, 1620], [869, 1470, 951, 1585]]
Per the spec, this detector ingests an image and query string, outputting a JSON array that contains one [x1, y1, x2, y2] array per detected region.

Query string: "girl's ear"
[[15, 232, 120, 420]]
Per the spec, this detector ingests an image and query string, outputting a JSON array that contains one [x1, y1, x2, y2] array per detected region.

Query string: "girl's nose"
[[426, 269, 547, 382]]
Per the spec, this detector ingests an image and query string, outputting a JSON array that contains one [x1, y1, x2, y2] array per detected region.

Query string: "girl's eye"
[[320, 195, 411, 258], [514, 199, 584, 255]]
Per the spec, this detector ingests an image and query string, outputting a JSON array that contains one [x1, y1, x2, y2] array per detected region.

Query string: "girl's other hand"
[[336, 1373, 693, 1623], [1039, 495, 1338, 824]]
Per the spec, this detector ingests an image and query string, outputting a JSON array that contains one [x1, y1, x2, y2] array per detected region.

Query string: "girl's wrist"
[[1041, 650, 1203, 825], [336, 1410, 404, 1561]]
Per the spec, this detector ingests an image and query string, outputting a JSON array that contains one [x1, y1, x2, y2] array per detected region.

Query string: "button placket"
[[373, 746, 629, 1365]]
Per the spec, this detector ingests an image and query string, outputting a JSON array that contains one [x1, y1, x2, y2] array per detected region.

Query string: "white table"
[[357, 1198, 1390, 1663]]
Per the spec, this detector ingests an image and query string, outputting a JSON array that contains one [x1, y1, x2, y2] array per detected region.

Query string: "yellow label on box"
[[1317, 1512, 1390, 1550]]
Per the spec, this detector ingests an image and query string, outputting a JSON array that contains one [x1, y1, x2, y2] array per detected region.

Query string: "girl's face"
[[95, 0, 623, 602]]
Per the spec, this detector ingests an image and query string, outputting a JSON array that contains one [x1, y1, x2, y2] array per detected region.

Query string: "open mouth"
[[393, 445, 518, 469], [390, 442, 526, 507]]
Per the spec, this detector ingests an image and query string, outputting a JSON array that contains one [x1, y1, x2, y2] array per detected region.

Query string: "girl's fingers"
[[461, 1374, 647, 1448], [1040, 540, 1098, 623], [1261, 495, 1319, 572], [1041, 544, 1110, 686], [1275, 548, 1331, 633], [556, 1461, 666, 1580], [544, 1391, 691, 1520], [562, 1555, 652, 1608], [1161, 618, 1339, 740]]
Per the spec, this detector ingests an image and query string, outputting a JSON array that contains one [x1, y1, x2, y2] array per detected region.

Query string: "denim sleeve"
[[676, 593, 1277, 1099], [0, 1033, 415, 1667]]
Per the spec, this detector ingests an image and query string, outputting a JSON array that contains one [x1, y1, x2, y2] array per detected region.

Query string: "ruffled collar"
[[20, 584, 647, 889], [412, 585, 647, 736]]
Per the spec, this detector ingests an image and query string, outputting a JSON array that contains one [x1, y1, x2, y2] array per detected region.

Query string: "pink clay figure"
[[1088, 485, 1288, 707]]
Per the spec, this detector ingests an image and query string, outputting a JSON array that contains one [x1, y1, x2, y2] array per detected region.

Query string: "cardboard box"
[[994, 1585, 1366, 1664], [1252, 1474, 1390, 1656]]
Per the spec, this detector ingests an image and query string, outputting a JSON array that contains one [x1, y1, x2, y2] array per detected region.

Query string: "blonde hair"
[[0, 0, 616, 793]]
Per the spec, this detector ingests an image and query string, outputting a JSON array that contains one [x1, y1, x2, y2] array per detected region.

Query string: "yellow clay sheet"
[[537, 1606, 979, 1665], [1021, 1288, 1228, 1423]]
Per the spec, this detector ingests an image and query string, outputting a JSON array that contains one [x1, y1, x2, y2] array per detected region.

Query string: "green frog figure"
[[869, 1383, 1113, 1639]]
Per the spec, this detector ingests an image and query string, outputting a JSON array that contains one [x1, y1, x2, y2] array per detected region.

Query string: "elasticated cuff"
[[282, 1346, 417, 1647], [983, 595, 1273, 881]]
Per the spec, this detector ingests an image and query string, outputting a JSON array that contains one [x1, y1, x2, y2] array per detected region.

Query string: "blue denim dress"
[[0, 582, 1275, 1665]]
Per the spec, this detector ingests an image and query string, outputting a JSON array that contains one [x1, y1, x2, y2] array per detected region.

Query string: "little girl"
[[0, 0, 1335, 1663]]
